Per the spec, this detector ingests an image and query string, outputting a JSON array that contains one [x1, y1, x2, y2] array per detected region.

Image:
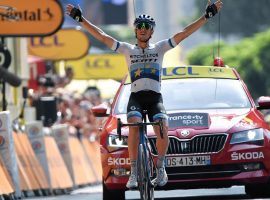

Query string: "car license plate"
[[166, 155, 211, 167]]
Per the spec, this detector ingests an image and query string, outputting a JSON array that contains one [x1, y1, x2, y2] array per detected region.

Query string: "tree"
[[187, 29, 270, 98], [194, 0, 270, 37]]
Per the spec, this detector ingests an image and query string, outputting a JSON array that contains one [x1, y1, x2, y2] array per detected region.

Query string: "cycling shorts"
[[127, 90, 168, 122]]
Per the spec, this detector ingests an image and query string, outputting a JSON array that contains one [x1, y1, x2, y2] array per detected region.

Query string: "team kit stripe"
[[131, 68, 161, 82]]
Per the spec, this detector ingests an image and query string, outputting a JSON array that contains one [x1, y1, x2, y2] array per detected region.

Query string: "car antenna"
[[212, 1, 224, 67], [133, 0, 137, 18]]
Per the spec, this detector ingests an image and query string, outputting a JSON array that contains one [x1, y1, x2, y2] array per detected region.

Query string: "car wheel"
[[245, 184, 270, 198], [103, 181, 125, 200]]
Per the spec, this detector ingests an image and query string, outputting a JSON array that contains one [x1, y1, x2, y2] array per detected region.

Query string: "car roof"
[[125, 65, 238, 84]]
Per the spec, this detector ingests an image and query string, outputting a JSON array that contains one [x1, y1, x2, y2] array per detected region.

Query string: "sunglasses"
[[136, 22, 153, 30]]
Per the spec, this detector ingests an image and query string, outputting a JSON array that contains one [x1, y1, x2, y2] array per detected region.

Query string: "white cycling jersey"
[[111, 38, 177, 93]]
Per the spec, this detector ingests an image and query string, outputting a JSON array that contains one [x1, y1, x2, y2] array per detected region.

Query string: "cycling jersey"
[[111, 38, 177, 93]]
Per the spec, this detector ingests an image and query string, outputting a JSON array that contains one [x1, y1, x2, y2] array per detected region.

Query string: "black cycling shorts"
[[127, 90, 168, 122]]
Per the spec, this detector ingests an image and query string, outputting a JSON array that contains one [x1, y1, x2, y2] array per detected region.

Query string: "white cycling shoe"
[[126, 173, 138, 189], [156, 167, 168, 187]]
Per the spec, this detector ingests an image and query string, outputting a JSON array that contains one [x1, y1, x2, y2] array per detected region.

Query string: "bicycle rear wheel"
[[137, 144, 154, 200]]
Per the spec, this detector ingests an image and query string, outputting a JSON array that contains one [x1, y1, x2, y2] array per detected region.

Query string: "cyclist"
[[66, 0, 223, 189]]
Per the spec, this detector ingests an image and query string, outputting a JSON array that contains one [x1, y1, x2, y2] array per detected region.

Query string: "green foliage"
[[194, 0, 270, 37], [187, 29, 270, 98]]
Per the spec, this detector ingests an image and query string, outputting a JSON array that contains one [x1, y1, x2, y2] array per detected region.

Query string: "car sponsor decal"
[[231, 151, 264, 161], [162, 66, 237, 79], [108, 157, 130, 166], [168, 112, 209, 129], [235, 117, 257, 128]]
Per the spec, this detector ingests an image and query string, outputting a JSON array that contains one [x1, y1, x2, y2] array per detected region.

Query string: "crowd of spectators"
[[28, 66, 106, 141]]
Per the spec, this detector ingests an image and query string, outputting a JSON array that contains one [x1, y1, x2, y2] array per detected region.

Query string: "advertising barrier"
[[25, 121, 50, 186], [52, 124, 98, 186], [0, 111, 21, 197], [0, 155, 14, 195], [44, 136, 73, 189], [81, 139, 102, 182]]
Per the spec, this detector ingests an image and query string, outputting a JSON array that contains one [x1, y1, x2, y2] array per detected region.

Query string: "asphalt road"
[[26, 185, 269, 200]]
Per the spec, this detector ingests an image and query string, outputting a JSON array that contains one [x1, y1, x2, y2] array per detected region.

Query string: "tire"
[[102, 181, 125, 200], [245, 184, 270, 198], [138, 144, 154, 200]]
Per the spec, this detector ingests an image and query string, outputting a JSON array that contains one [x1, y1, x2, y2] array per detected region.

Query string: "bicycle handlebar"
[[117, 118, 164, 140]]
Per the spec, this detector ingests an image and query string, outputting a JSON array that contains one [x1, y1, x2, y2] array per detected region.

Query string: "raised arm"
[[173, 0, 223, 45], [66, 4, 116, 49]]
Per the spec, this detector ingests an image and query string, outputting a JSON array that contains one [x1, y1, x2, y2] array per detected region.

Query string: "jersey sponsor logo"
[[108, 157, 131, 166], [130, 53, 158, 64], [231, 151, 264, 161]]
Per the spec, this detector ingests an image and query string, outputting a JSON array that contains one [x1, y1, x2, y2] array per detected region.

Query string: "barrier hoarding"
[[0, 0, 63, 36], [0, 111, 21, 198], [55, 54, 128, 80], [28, 29, 90, 60], [25, 121, 50, 185]]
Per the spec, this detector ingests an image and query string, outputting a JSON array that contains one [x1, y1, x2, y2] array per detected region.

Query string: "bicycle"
[[117, 111, 163, 200]]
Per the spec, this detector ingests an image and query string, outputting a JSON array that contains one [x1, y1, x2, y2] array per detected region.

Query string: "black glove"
[[205, 3, 218, 19], [69, 7, 83, 22]]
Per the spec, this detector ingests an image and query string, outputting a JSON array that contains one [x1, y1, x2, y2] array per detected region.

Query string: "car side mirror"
[[257, 96, 270, 110], [91, 103, 110, 117]]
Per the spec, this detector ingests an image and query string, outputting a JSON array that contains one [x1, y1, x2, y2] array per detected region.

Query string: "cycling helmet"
[[133, 14, 156, 27]]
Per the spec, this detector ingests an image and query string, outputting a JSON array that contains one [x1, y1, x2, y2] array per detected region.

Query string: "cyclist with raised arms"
[[66, 0, 223, 189]]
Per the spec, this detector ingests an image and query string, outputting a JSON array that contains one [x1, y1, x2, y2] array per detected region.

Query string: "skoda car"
[[92, 65, 270, 200]]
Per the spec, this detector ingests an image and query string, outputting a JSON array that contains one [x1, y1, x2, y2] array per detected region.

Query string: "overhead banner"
[[57, 54, 128, 80], [28, 29, 90, 60], [0, 0, 63, 36]]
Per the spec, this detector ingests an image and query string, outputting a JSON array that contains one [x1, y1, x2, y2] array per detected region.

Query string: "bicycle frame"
[[117, 116, 163, 200]]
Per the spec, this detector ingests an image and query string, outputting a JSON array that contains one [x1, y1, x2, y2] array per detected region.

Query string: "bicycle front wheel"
[[137, 144, 154, 200]]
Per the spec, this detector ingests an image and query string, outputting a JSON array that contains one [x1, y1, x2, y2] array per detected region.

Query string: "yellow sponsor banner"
[[125, 66, 237, 83], [58, 54, 128, 80], [0, 0, 63, 36], [28, 29, 90, 60], [162, 66, 237, 79]]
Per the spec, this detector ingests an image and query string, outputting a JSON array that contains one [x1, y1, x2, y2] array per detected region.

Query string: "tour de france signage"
[[0, 0, 63, 36], [28, 29, 90, 60]]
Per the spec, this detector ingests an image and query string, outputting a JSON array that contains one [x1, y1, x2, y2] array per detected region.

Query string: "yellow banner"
[[163, 66, 237, 79], [28, 29, 89, 60], [125, 66, 237, 83], [58, 54, 128, 80], [0, 0, 63, 36]]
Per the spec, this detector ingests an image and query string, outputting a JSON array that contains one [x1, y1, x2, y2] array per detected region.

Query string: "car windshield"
[[115, 78, 252, 114]]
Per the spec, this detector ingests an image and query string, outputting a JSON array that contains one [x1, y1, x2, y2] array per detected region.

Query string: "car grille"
[[148, 134, 227, 155]]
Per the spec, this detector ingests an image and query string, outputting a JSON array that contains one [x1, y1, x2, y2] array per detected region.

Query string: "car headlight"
[[107, 135, 128, 151], [230, 128, 264, 145]]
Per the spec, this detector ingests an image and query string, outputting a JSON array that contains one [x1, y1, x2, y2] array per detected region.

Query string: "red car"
[[92, 65, 270, 200]]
